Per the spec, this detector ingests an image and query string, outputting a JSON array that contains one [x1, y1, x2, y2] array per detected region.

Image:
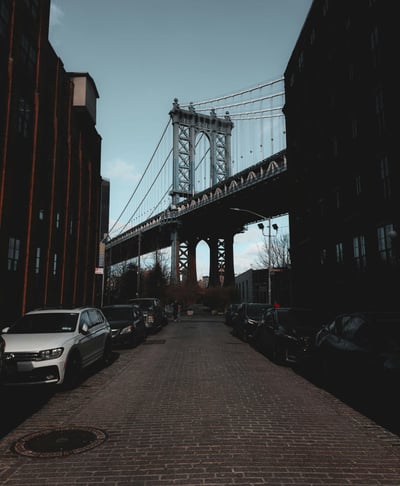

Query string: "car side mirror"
[[80, 322, 89, 334]]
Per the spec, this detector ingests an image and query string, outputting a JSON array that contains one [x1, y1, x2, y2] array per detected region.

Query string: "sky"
[[48, 0, 313, 278]]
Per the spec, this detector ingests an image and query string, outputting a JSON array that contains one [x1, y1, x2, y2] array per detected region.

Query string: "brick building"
[[285, 0, 399, 315], [0, 0, 108, 321]]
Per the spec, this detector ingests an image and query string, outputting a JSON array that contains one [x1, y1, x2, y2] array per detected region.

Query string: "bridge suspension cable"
[[110, 76, 286, 240], [183, 76, 283, 107], [109, 119, 171, 236]]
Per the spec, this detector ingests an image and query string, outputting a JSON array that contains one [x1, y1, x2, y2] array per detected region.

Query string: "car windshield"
[[278, 309, 318, 329], [102, 308, 132, 321], [8, 313, 78, 333], [247, 304, 271, 318], [131, 300, 154, 310]]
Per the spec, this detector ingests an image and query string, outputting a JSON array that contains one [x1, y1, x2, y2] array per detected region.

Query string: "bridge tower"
[[169, 99, 235, 285]]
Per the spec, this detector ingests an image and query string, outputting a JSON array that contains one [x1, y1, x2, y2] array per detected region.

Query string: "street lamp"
[[230, 207, 278, 304]]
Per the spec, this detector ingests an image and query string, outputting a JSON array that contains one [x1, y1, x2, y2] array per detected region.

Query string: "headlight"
[[37, 347, 64, 360], [120, 325, 134, 335]]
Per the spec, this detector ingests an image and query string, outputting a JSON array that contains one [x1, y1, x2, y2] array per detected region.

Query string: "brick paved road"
[[1, 317, 400, 485]]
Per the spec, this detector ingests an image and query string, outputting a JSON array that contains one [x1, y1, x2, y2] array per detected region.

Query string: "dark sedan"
[[224, 303, 240, 327], [101, 304, 146, 348], [314, 311, 400, 387], [252, 306, 321, 365], [0, 334, 4, 378], [129, 298, 168, 334], [231, 303, 273, 342]]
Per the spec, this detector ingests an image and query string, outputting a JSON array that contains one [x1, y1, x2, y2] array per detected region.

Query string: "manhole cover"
[[12, 426, 107, 458]]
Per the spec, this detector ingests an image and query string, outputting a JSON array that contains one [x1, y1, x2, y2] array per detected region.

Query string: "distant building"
[[235, 268, 291, 305], [0, 1, 106, 321], [285, 0, 399, 314], [235, 269, 268, 304], [198, 275, 209, 288]]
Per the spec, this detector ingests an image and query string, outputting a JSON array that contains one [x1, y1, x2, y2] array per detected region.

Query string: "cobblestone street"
[[1, 316, 400, 485]]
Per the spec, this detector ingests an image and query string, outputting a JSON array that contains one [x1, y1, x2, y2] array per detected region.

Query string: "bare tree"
[[255, 233, 291, 269]]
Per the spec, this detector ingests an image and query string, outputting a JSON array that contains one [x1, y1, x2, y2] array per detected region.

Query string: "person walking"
[[172, 301, 180, 321]]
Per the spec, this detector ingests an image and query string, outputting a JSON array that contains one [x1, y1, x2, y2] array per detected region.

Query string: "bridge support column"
[[208, 237, 220, 287], [170, 229, 179, 284], [186, 238, 198, 285], [207, 233, 236, 287], [223, 232, 235, 287]]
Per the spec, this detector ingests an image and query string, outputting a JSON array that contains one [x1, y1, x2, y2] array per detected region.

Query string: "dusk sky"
[[49, 0, 313, 277]]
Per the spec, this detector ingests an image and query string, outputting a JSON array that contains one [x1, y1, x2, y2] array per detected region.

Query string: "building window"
[[298, 51, 304, 72], [0, 0, 10, 37], [310, 28, 315, 45], [8, 237, 20, 271], [69, 218, 73, 235], [351, 119, 358, 138], [375, 90, 385, 133], [35, 247, 41, 274], [23, 0, 39, 19], [335, 190, 340, 209], [332, 136, 338, 157], [39, 209, 44, 220], [377, 224, 394, 264], [56, 212, 61, 229], [20, 33, 37, 73], [336, 242, 344, 264], [353, 235, 366, 271], [348, 63, 355, 81], [370, 26, 380, 67], [318, 199, 325, 217], [355, 175, 362, 195], [320, 248, 327, 265], [17, 98, 32, 138], [322, 0, 329, 16], [379, 156, 391, 199], [52, 253, 58, 276]]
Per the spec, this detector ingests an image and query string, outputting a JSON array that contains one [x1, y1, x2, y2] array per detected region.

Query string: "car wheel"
[[271, 343, 283, 364], [102, 338, 113, 366], [63, 352, 82, 390]]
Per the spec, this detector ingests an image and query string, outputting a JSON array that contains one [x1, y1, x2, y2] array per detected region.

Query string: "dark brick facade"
[[285, 0, 399, 315], [0, 0, 106, 321]]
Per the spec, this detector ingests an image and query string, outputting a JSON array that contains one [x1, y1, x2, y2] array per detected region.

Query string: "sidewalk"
[[1, 318, 400, 485]]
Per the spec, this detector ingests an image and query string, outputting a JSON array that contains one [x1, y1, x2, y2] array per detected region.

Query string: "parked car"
[[231, 303, 272, 342], [0, 335, 5, 378], [224, 303, 240, 327], [314, 311, 400, 387], [129, 298, 168, 333], [1, 306, 112, 389], [101, 304, 146, 348], [252, 306, 321, 365]]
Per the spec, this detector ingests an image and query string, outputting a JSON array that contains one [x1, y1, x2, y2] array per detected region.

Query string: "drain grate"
[[143, 339, 166, 345], [12, 426, 107, 458]]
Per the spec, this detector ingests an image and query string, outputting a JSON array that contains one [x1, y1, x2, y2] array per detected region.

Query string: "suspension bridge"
[[105, 76, 289, 285]]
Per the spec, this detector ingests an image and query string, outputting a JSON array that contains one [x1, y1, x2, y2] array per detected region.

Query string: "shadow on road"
[[293, 363, 400, 437], [0, 351, 120, 439]]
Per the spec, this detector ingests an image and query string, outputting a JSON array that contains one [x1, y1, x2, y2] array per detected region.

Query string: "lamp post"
[[230, 207, 278, 304], [136, 231, 142, 297]]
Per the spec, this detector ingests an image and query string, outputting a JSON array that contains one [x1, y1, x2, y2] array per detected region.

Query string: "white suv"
[[1, 306, 112, 388]]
